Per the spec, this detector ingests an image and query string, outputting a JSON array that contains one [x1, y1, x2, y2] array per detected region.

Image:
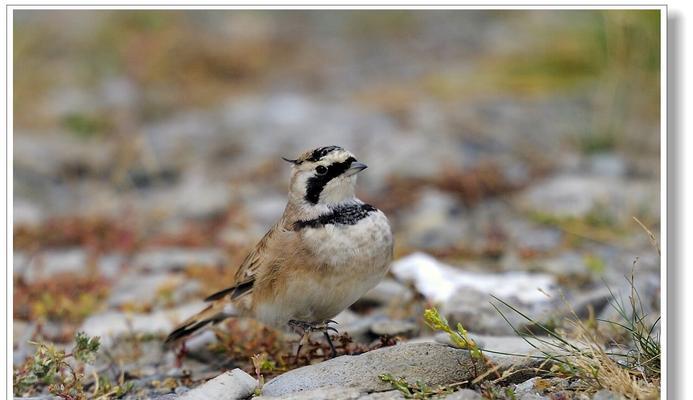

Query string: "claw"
[[326, 326, 339, 333], [326, 319, 339, 325]]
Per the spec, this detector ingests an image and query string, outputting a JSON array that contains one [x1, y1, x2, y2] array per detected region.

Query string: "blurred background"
[[13, 9, 661, 396]]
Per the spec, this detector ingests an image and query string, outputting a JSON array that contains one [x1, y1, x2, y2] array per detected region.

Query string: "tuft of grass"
[[489, 265, 660, 399]]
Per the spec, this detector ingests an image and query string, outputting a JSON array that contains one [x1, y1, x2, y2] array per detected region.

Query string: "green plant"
[[378, 373, 455, 399], [13, 332, 133, 399], [423, 308, 483, 360]]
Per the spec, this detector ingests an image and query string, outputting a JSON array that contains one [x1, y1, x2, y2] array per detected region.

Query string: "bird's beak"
[[344, 161, 368, 177]]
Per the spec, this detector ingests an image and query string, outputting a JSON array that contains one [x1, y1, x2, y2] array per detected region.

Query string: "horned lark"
[[166, 146, 393, 356]]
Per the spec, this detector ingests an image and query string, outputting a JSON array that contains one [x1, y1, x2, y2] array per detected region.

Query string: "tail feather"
[[165, 302, 230, 344]]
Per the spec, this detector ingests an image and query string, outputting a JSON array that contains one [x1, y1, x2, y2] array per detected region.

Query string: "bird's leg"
[[288, 319, 340, 360], [322, 320, 339, 358], [288, 319, 309, 363]]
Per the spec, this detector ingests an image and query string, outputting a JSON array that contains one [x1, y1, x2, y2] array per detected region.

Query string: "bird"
[[165, 145, 393, 358]]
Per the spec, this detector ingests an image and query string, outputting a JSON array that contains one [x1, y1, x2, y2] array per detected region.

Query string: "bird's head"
[[283, 145, 367, 207]]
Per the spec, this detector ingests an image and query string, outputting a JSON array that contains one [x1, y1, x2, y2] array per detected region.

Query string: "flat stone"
[[179, 369, 257, 400], [261, 342, 486, 397], [370, 319, 418, 337]]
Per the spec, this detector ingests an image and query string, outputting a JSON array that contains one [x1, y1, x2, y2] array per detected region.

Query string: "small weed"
[[424, 308, 482, 360], [423, 308, 503, 384], [14, 332, 132, 399], [250, 353, 275, 395], [480, 382, 517, 400], [378, 373, 456, 399]]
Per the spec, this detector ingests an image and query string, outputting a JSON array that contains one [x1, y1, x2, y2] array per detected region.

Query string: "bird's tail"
[[165, 301, 231, 344]]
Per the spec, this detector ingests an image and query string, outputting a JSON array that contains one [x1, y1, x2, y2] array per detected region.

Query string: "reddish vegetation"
[[14, 273, 111, 335], [14, 216, 140, 253]]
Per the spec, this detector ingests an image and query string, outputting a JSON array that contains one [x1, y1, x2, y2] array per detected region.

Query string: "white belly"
[[256, 211, 393, 327]]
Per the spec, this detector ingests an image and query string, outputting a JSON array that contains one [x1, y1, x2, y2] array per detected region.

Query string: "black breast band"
[[293, 203, 377, 230]]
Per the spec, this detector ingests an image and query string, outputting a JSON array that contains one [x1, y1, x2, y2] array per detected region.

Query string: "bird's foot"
[[288, 319, 340, 360]]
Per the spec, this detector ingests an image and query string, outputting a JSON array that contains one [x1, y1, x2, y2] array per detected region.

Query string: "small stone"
[[443, 389, 483, 399], [357, 279, 413, 307], [587, 153, 627, 178], [592, 389, 624, 400], [370, 319, 418, 337], [22, 248, 87, 283], [513, 377, 549, 400], [179, 369, 257, 400]]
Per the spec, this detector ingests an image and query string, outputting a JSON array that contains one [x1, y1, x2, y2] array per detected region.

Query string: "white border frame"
[[2, 4, 669, 399]]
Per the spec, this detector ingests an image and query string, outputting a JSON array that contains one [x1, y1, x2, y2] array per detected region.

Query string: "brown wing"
[[203, 223, 280, 302]]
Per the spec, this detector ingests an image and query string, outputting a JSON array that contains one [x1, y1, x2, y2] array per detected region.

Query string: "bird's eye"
[[316, 165, 328, 175]]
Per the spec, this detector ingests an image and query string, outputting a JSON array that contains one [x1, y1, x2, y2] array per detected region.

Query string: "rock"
[[132, 248, 226, 272], [515, 174, 658, 220], [21, 248, 88, 283], [441, 288, 520, 335], [513, 377, 549, 400], [108, 273, 179, 307], [592, 390, 625, 400], [370, 319, 419, 337], [434, 333, 556, 379], [332, 310, 382, 343], [356, 279, 414, 308], [256, 387, 409, 399], [587, 153, 627, 178], [173, 169, 231, 218], [261, 342, 486, 397], [506, 220, 562, 254], [179, 369, 257, 400], [362, 391, 407, 400], [255, 386, 404, 400], [399, 189, 468, 249], [80, 302, 206, 346], [391, 252, 556, 304], [443, 389, 483, 399], [14, 200, 45, 225]]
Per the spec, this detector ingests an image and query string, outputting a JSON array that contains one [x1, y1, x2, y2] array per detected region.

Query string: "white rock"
[[180, 369, 257, 400], [391, 252, 556, 304]]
